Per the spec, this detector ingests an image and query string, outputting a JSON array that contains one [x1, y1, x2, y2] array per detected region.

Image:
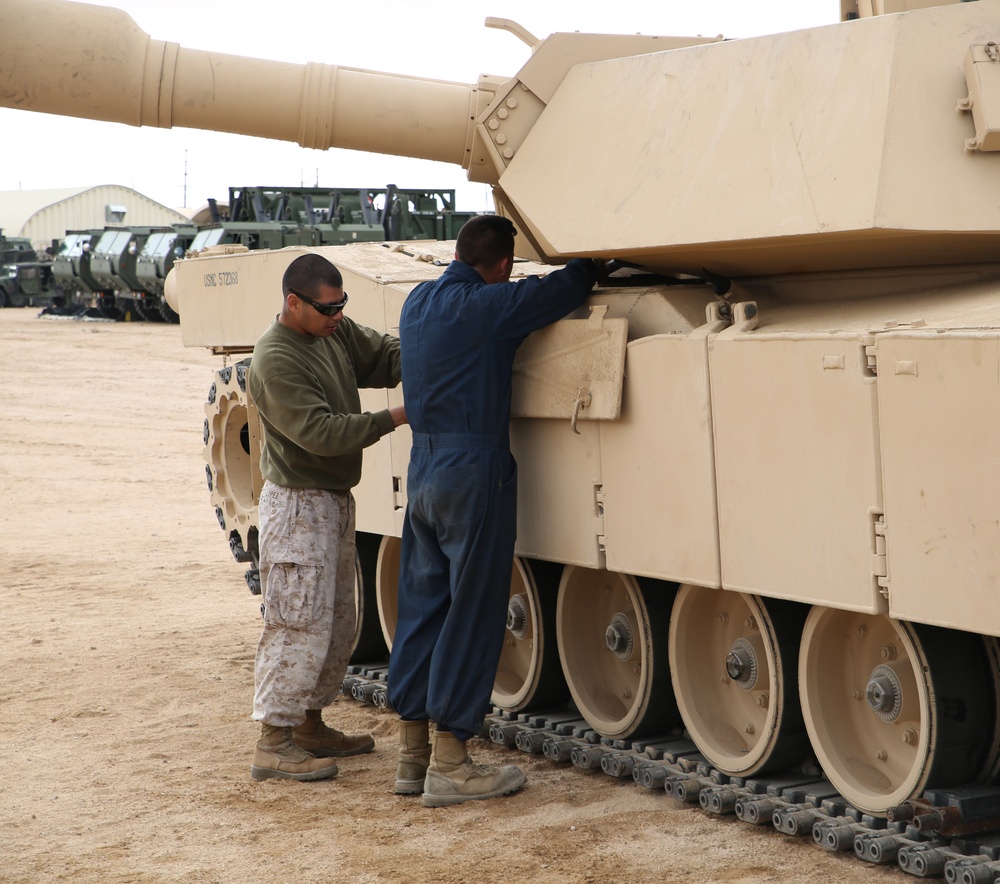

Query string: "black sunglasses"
[[292, 290, 349, 316]]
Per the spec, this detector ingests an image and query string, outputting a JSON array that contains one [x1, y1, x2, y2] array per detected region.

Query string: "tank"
[[7, 0, 1000, 818]]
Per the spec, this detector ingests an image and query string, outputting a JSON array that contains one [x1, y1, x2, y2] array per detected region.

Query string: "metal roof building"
[[0, 185, 190, 249]]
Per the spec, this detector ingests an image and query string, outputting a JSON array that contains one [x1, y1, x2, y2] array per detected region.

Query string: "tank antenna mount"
[[485, 18, 541, 50]]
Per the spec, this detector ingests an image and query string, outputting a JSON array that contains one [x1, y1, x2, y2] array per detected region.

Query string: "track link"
[[344, 663, 1000, 880]]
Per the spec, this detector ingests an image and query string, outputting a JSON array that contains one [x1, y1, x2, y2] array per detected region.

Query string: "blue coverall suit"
[[387, 257, 597, 738]]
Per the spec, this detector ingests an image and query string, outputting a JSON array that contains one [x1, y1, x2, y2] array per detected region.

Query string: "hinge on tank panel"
[[594, 484, 606, 555], [870, 508, 889, 599], [393, 475, 404, 510]]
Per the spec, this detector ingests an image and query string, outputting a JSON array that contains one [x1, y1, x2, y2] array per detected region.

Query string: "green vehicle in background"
[[192, 184, 476, 253], [134, 225, 198, 323], [49, 229, 105, 314], [0, 231, 59, 309], [87, 226, 171, 320]]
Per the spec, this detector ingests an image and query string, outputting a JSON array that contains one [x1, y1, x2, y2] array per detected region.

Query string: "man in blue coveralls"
[[387, 215, 598, 807]]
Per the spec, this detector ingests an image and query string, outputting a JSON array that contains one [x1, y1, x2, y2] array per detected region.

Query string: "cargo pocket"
[[263, 562, 329, 629]]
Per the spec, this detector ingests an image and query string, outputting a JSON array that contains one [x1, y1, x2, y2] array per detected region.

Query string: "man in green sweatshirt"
[[247, 252, 406, 782]]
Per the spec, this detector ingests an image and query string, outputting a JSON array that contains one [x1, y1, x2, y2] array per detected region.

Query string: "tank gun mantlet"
[[468, 29, 722, 188]]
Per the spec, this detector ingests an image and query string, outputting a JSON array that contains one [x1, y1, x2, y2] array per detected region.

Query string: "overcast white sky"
[[0, 0, 842, 214]]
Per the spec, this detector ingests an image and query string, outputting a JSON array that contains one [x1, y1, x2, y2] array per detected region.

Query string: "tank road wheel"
[[799, 608, 998, 815], [351, 531, 389, 662], [492, 558, 568, 714], [376, 538, 568, 713], [204, 359, 257, 580], [556, 567, 679, 740], [375, 535, 401, 650], [669, 586, 810, 777]]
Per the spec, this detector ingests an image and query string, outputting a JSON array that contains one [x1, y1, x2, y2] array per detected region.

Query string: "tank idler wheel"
[[204, 359, 256, 559], [556, 566, 679, 740], [799, 608, 997, 815], [669, 586, 810, 777]]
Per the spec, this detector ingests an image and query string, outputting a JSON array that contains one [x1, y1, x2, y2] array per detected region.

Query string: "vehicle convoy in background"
[[27, 185, 474, 322], [9, 0, 1000, 846]]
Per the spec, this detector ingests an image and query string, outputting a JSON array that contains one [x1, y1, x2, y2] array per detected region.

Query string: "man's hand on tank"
[[588, 259, 620, 286]]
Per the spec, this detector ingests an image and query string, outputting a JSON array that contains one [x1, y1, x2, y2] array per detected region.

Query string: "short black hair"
[[455, 215, 516, 269], [282, 253, 343, 301]]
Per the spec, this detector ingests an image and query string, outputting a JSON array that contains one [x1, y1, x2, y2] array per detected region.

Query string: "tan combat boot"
[[291, 709, 375, 758], [395, 718, 431, 795], [250, 723, 340, 782], [421, 730, 526, 807]]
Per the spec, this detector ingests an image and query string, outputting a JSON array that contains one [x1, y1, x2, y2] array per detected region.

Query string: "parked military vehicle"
[[134, 224, 198, 322], [171, 185, 474, 329], [0, 232, 59, 308], [0, 231, 34, 263], [9, 0, 1000, 854], [186, 185, 474, 257], [223, 185, 474, 242], [50, 229, 107, 313], [87, 226, 175, 320], [0, 257, 57, 309]]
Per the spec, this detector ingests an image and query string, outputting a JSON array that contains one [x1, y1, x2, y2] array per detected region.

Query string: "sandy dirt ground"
[[0, 306, 899, 883]]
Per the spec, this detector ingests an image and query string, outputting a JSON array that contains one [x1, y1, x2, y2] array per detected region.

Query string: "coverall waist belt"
[[411, 432, 503, 449]]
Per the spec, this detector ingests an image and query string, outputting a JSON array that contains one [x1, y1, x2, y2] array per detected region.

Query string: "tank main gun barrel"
[[0, 0, 478, 166]]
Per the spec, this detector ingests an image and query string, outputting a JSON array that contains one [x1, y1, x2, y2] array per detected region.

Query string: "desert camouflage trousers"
[[252, 481, 357, 727]]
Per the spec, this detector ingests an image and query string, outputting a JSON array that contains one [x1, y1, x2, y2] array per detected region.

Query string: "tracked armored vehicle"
[[8, 0, 1000, 841]]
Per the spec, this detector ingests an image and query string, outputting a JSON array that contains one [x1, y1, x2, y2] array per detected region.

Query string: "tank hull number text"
[[203, 271, 239, 287]]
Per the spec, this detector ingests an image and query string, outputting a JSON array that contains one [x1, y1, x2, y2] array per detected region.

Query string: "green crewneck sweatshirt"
[[248, 316, 401, 491]]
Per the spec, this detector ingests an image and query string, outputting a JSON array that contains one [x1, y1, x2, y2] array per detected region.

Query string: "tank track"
[[343, 662, 1000, 881]]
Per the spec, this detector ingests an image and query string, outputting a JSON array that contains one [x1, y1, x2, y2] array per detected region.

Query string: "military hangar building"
[[0, 185, 191, 251]]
